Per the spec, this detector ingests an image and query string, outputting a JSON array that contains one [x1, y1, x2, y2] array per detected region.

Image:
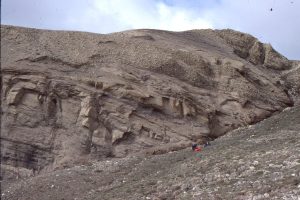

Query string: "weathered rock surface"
[[282, 61, 300, 104], [0, 25, 298, 177], [217, 29, 291, 70], [1, 105, 299, 200]]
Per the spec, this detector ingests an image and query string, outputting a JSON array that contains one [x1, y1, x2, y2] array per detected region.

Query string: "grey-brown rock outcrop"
[[1, 25, 298, 178], [2, 103, 300, 200]]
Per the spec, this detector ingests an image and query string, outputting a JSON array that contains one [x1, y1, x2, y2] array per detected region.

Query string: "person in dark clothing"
[[204, 141, 211, 147], [192, 144, 197, 150]]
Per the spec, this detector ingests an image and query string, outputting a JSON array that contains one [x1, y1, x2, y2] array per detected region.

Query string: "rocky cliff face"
[[0, 26, 298, 177]]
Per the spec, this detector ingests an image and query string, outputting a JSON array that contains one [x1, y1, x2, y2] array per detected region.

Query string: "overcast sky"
[[2, 0, 299, 60]]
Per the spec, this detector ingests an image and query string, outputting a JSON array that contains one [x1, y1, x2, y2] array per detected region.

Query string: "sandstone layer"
[[0, 25, 298, 176]]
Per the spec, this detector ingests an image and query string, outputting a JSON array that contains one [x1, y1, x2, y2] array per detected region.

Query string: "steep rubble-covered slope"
[[0, 26, 297, 176], [1, 106, 299, 200]]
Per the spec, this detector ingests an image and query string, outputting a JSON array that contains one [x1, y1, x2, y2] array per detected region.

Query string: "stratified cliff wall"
[[1, 26, 297, 176]]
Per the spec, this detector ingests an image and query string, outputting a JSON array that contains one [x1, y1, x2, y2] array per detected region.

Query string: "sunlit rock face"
[[0, 25, 297, 175]]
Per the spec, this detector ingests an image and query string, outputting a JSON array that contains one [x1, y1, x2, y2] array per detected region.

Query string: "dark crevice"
[[113, 132, 135, 145]]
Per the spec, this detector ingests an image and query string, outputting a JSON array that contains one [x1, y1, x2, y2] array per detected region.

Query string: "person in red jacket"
[[192, 144, 201, 152]]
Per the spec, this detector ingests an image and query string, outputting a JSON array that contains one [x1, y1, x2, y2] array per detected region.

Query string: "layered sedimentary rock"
[[2, 106, 299, 200], [0, 26, 297, 176], [282, 61, 300, 104]]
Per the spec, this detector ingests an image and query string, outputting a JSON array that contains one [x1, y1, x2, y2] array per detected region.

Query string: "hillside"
[[1, 25, 299, 188], [1, 105, 299, 199]]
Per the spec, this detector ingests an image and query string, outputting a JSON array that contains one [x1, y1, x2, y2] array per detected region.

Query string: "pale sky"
[[2, 0, 299, 60]]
